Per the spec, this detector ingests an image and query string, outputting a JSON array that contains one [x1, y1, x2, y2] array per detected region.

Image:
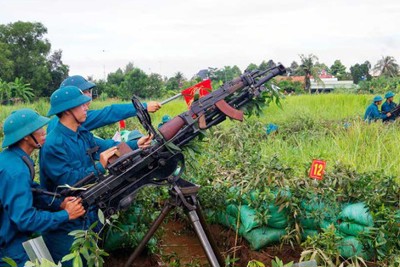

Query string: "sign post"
[[309, 159, 326, 180]]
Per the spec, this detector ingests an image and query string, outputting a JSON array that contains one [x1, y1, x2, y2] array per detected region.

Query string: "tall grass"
[[0, 94, 398, 177]]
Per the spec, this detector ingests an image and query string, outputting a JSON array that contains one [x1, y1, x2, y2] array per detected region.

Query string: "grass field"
[[1, 94, 398, 178]]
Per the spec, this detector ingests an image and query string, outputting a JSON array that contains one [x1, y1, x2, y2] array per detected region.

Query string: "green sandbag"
[[338, 222, 369, 236], [395, 209, 400, 222], [299, 217, 319, 230], [226, 204, 239, 217], [338, 236, 372, 260], [319, 220, 335, 230], [226, 204, 260, 233], [104, 224, 135, 251], [267, 204, 289, 229], [338, 202, 373, 226], [300, 199, 325, 213], [240, 205, 260, 232], [301, 229, 319, 241], [126, 207, 143, 224], [215, 211, 246, 235], [243, 227, 286, 250]]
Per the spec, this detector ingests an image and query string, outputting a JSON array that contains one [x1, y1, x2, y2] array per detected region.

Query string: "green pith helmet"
[[162, 115, 171, 123], [47, 86, 91, 116], [2, 109, 50, 148], [385, 91, 395, 99], [127, 130, 144, 141], [373, 95, 383, 102], [61, 75, 96, 91]]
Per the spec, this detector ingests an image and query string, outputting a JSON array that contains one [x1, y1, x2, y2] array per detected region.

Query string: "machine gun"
[[65, 64, 286, 215], [62, 64, 286, 267]]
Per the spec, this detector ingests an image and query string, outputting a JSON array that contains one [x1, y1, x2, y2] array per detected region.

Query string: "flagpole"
[[160, 93, 182, 105]]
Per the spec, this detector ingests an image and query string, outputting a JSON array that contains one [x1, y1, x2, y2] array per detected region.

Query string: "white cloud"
[[1, 0, 400, 79]]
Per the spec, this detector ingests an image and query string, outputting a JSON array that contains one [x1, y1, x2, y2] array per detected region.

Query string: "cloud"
[[1, 0, 400, 79]]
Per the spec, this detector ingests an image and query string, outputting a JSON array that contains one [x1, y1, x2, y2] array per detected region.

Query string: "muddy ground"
[[104, 220, 303, 267]]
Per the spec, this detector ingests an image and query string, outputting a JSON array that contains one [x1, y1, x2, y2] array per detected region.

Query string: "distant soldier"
[[382, 91, 397, 122], [364, 95, 391, 122]]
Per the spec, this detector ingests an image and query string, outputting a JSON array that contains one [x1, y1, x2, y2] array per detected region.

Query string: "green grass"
[[1, 94, 398, 177]]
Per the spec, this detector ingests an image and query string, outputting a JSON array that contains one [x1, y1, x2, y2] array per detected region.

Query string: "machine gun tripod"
[[124, 178, 224, 267]]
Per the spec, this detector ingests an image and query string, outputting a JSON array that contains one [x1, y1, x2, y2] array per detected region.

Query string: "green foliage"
[[271, 257, 293, 267], [25, 259, 61, 267], [350, 61, 371, 84], [1, 257, 17, 267], [330, 60, 347, 80], [247, 259, 266, 267], [373, 56, 399, 78], [62, 211, 109, 267], [0, 21, 68, 97], [298, 54, 321, 93]]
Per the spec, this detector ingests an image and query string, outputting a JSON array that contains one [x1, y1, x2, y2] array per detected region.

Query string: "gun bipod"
[[124, 178, 224, 267]]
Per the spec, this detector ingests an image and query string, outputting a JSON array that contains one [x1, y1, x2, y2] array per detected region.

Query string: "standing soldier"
[[40, 86, 152, 265], [47, 75, 162, 133]]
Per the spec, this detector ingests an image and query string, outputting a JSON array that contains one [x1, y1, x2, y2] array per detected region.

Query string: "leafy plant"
[[271, 257, 293, 267], [61, 210, 110, 267]]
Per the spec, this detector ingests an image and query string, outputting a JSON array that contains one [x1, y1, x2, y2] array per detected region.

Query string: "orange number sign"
[[309, 159, 326, 180]]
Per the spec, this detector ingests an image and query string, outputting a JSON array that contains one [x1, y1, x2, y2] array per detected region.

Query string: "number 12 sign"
[[309, 159, 326, 180]]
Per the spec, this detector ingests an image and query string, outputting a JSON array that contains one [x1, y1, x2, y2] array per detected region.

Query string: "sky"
[[1, 0, 400, 80]]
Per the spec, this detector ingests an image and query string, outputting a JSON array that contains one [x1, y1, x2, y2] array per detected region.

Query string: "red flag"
[[119, 120, 126, 129], [181, 79, 212, 108]]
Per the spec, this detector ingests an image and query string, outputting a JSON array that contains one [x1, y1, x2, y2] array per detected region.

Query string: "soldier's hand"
[[99, 146, 118, 167], [137, 134, 153, 149], [63, 197, 85, 220], [147, 101, 161, 113], [387, 112, 392, 117]]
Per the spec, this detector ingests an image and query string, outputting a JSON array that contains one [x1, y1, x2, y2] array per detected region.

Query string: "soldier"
[[382, 91, 397, 122], [39, 86, 152, 265], [47, 75, 162, 133], [364, 95, 391, 122], [0, 109, 85, 267]]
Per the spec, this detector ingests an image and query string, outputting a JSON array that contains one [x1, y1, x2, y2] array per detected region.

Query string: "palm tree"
[[299, 54, 322, 93], [10, 77, 35, 102], [373, 56, 399, 77]]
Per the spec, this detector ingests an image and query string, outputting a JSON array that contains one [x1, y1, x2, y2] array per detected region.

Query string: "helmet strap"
[[29, 134, 42, 149], [69, 110, 82, 126]]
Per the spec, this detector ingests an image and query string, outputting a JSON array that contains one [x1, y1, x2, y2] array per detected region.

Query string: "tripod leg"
[[187, 210, 221, 267], [124, 202, 173, 267], [196, 203, 225, 266]]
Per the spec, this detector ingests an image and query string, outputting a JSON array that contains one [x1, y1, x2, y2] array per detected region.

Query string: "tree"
[[120, 68, 148, 99], [0, 79, 12, 104], [47, 50, 69, 95], [245, 63, 258, 72], [259, 60, 276, 71], [330, 60, 347, 80], [373, 56, 399, 77], [350, 61, 371, 84], [0, 41, 13, 81], [299, 54, 321, 93], [287, 61, 301, 76], [0, 21, 51, 95]]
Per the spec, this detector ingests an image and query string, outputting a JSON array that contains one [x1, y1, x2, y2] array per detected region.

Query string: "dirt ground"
[[104, 220, 303, 267]]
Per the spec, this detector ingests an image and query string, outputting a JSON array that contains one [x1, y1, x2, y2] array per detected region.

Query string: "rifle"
[[383, 104, 400, 122], [63, 64, 286, 216]]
